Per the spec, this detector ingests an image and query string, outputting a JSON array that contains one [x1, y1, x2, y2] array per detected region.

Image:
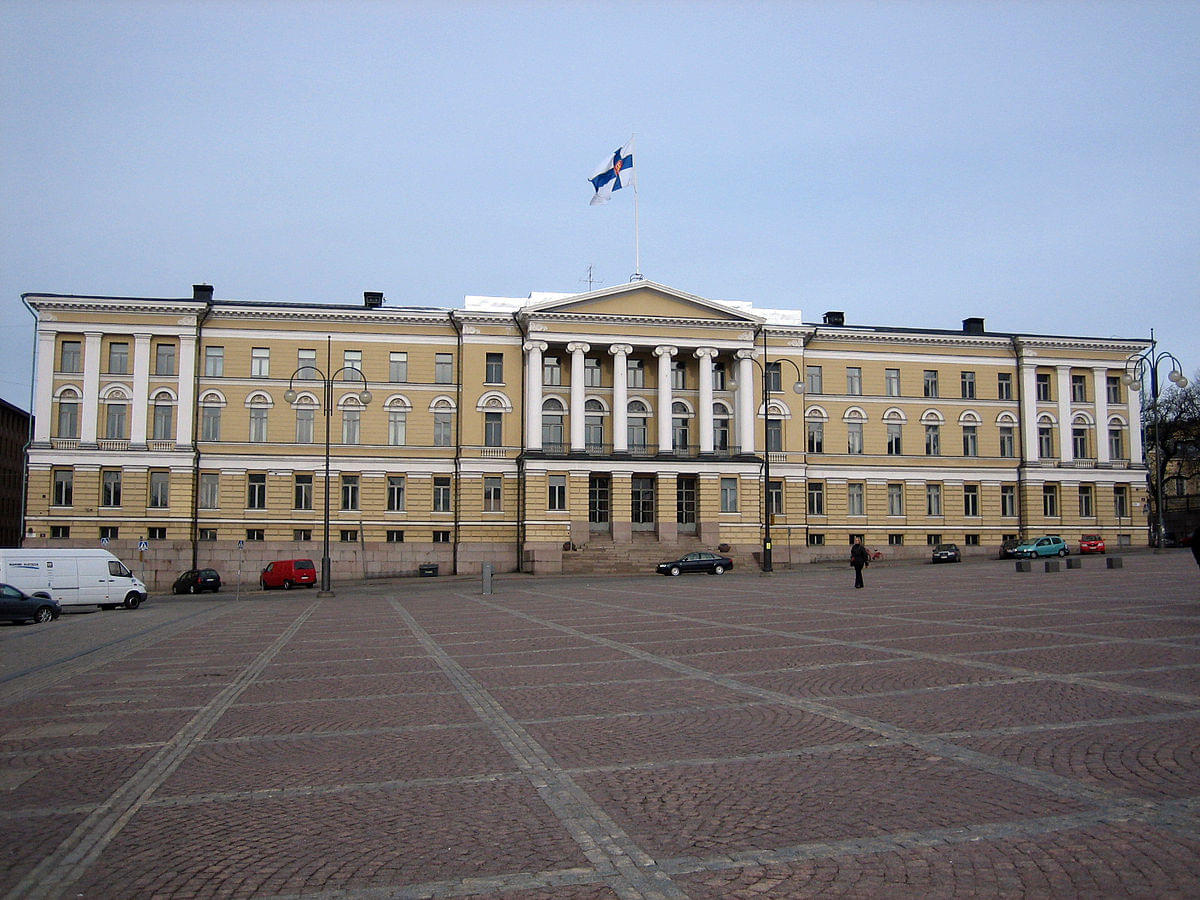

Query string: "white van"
[[0, 549, 148, 610]]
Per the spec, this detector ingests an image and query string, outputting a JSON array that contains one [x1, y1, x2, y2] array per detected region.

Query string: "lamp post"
[[284, 337, 372, 595], [1122, 338, 1188, 551]]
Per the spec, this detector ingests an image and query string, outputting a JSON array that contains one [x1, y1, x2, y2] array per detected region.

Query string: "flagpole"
[[632, 133, 642, 280]]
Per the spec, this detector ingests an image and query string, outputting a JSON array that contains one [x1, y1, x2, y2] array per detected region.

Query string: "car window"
[[296, 560, 315, 570]]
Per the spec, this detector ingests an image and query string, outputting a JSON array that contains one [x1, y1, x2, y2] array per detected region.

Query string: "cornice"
[[521, 310, 759, 329]]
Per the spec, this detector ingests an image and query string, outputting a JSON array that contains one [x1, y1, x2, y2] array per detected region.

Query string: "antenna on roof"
[[580, 265, 604, 292]]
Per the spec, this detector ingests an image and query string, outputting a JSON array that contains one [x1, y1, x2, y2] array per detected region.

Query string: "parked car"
[[1014, 536, 1069, 559], [172, 568, 222, 594], [0, 582, 61, 625], [1150, 531, 1180, 548], [656, 551, 733, 576], [998, 538, 1023, 559], [1079, 534, 1106, 555], [931, 543, 961, 564], [260, 558, 317, 590]]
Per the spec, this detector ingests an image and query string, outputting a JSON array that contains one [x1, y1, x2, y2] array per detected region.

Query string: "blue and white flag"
[[589, 139, 635, 206]]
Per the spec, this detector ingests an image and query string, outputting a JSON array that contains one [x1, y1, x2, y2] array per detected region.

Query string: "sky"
[[2, 0, 1198, 413]]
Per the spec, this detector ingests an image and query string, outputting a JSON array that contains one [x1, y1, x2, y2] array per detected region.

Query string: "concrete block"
[[1106, 556, 1124, 569], [1015, 560, 1031, 573], [1044, 560, 1060, 573], [1066, 557, 1082, 570]]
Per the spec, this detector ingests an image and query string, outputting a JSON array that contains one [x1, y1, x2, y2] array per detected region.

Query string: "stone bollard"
[[482, 563, 493, 595], [1044, 560, 1060, 573], [1015, 560, 1031, 573], [1066, 558, 1082, 570], [1106, 556, 1124, 569]]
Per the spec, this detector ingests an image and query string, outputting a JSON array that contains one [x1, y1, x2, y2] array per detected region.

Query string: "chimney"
[[364, 291, 384, 308], [192, 284, 214, 304], [962, 317, 985, 335], [822, 310, 844, 326]]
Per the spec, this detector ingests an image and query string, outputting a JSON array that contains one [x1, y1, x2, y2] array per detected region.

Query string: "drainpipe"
[[189, 285, 214, 569], [514, 311, 529, 573], [1011, 336, 1028, 540], [19, 295, 39, 547], [449, 311, 463, 576]]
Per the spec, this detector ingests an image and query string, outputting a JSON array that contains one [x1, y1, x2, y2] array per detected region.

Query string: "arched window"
[[672, 400, 691, 452], [585, 398, 606, 450], [542, 398, 565, 449], [713, 401, 731, 452], [56, 387, 81, 439], [150, 390, 175, 441], [628, 400, 649, 450]]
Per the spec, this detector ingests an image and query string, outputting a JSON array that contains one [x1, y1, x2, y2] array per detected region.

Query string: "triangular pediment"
[[521, 281, 762, 324]]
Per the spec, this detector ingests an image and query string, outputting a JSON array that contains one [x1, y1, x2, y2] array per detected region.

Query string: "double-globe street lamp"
[[1123, 340, 1188, 551], [284, 339, 373, 595]]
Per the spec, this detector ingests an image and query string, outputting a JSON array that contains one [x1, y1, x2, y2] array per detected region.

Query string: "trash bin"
[[419, 563, 439, 577]]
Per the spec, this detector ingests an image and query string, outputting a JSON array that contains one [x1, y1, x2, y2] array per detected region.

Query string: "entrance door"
[[588, 475, 610, 533], [632, 476, 656, 531], [677, 476, 697, 534]]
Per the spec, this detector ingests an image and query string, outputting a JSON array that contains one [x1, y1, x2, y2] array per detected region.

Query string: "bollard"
[[1106, 556, 1123, 569], [1066, 558, 1082, 570], [1015, 560, 1031, 573], [481, 563, 493, 595], [1044, 560, 1060, 573]]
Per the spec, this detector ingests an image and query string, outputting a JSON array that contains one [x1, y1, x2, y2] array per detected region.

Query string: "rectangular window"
[[103, 470, 123, 507], [434, 411, 452, 447], [885, 368, 900, 397], [807, 533, 825, 546], [1114, 485, 1129, 518], [108, 341, 129, 375], [627, 358, 644, 388], [247, 473, 267, 509], [847, 483, 864, 516], [888, 483, 903, 516], [846, 367, 862, 395], [298, 348, 317, 373], [433, 530, 451, 543], [295, 408, 314, 443], [155, 343, 176, 376], [105, 403, 127, 440], [1108, 428, 1123, 460], [807, 481, 824, 515], [57, 399, 79, 438], [483, 476, 502, 512], [149, 471, 170, 509], [199, 528, 218, 541], [341, 475, 359, 510], [720, 477, 738, 512], [484, 411, 502, 447], [251, 347, 270, 377], [204, 346, 224, 377], [999, 426, 1015, 458], [249, 407, 268, 442], [926, 484, 942, 516], [435, 353, 453, 384], [1042, 484, 1059, 517], [584, 358, 602, 386], [765, 362, 782, 393], [548, 474, 567, 511], [925, 424, 941, 456], [147, 527, 167, 541], [997, 372, 1013, 400], [806, 421, 824, 453], [1071, 373, 1087, 402], [343, 349, 363, 377], [1001, 484, 1016, 517], [766, 418, 782, 453], [245, 529, 264, 542], [1038, 426, 1054, 458], [806, 365, 823, 395], [60, 340, 82, 373], [1079, 484, 1094, 517], [152, 402, 173, 441], [485, 352, 504, 383], [1106, 375, 1121, 404], [386, 409, 406, 446], [387, 475, 406, 511], [52, 469, 73, 506], [49, 525, 69, 539], [1036, 373, 1051, 401], [962, 425, 978, 457], [964, 484, 979, 517], [342, 408, 361, 444], [386, 530, 405, 543], [340, 529, 358, 543], [886, 423, 902, 455], [100, 526, 119, 541], [293, 528, 311, 541], [888, 533, 904, 546], [712, 362, 726, 391], [671, 360, 686, 390], [768, 480, 783, 516], [433, 476, 452, 512], [923, 370, 939, 398], [965, 534, 980, 547], [543, 356, 562, 385], [389, 351, 408, 382], [1072, 428, 1089, 459], [847, 421, 863, 454], [200, 405, 221, 441], [927, 534, 941, 547], [294, 474, 313, 509], [961, 371, 976, 399]]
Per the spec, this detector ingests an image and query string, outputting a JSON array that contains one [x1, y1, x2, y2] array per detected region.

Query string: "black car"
[[998, 538, 1022, 559], [0, 582, 60, 624], [931, 543, 961, 564], [657, 551, 733, 576], [172, 568, 222, 594]]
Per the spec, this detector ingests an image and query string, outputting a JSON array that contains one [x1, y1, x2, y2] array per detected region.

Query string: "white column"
[[695, 347, 717, 453], [1127, 381, 1144, 465], [1056, 365, 1073, 463], [81, 332, 101, 445], [567, 342, 589, 451], [131, 333, 151, 445], [610, 344, 632, 453], [736, 351, 756, 453], [1020, 360, 1039, 462], [33, 329, 56, 443], [177, 332, 197, 447], [1093, 366, 1110, 464], [524, 341, 547, 450], [655, 346, 677, 452]]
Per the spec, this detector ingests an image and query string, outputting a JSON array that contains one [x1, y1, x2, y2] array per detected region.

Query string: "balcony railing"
[[98, 440, 130, 451], [147, 440, 176, 451], [50, 438, 79, 450]]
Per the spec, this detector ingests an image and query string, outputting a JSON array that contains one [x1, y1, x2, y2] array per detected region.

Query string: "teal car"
[[1014, 536, 1069, 559]]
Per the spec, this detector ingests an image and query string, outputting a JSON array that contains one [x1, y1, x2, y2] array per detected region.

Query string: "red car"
[[1079, 534, 1106, 554]]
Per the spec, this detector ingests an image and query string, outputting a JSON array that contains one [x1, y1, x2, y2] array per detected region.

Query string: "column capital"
[[735, 348, 758, 361], [694, 347, 719, 360], [523, 340, 548, 353], [609, 343, 633, 357], [566, 341, 591, 354], [653, 345, 678, 358]]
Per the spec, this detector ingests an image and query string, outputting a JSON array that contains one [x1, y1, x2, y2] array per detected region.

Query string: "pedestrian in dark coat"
[[850, 538, 870, 589], [1191, 525, 1200, 570]]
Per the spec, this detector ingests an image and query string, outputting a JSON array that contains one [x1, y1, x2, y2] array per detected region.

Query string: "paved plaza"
[[2, 552, 1199, 898]]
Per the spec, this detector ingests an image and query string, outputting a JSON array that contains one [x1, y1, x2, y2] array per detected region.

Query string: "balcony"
[[50, 439, 79, 450], [147, 440, 176, 452], [98, 440, 130, 451]]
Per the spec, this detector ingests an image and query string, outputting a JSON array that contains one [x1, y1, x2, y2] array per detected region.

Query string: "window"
[[103, 470, 123, 507], [1071, 427, 1088, 459], [807, 481, 825, 515], [888, 483, 903, 516], [298, 348, 317, 374], [342, 407, 361, 444], [672, 402, 689, 451], [387, 475, 406, 511], [57, 395, 79, 438], [1001, 484, 1016, 517], [961, 371, 976, 399], [484, 476, 502, 512], [1043, 484, 1058, 517], [713, 405, 730, 451], [434, 410, 453, 447], [627, 400, 648, 449], [108, 341, 129, 375], [484, 411, 503, 447], [584, 357, 602, 386], [1079, 484, 1094, 517], [389, 351, 408, 382], [1038, 426, 1054, 458], [485, 352, 504, 383], [245, 529, 264, 542], [199, 528, 218, 541], [152, 399, 173, 441], [671, 360, 686, 390], [847, 421, 863, 454], [585, 399, 605, 449], [965, 534, 980, 546], [388, 408, 407, 446], [846, 367, 862, 395], [1108, 427, 1124, 460], [887, 423, 902, 455], [712, 362, 726, 391], [204, 346, 224, 377], [964, 484, 979, 517], [51, 526, 70, 539], [341, 474, 359, 511], [806, 365, 823, 394], [768, 480, 783, 516], [340, 529, 358, 543], [720, 477, 738, 512], [1114, 485, 1129, 517], [847, 483, 864, 516], [295, 474, 313, 510], [100, 526, 119, 541], [885, 368, 900, 397], [201, 404, 221, 441], [766, 416, 782, 453], [923, 370, 939, 398], [925, 424, 941, 456], [627, 358, 645, 388], [343, 350, 363, 378], [295, 407, 315, 443], [888, 533, 904, 546], [1071, 373, 1087, 402], [548, 475, 566, 511], [433, 476, 451, 512], [999, 426, 1015, 458], [147, 527, 167, 541], [926, 484, 942, 516], [249, 407, 268, 442], [543, 356, 562, 385], [962, 425, 978, 457], [1036, 373, 1051, 401], [105, 402, 128, 440], [808, 534, 825, 546], [806, 420, 824, 453], [155, 344, 175, 376], [435, 353, 453, 384], [52, 469, 73, 506], [293, 528, 311, 541], [386, 530, 405, 543], [247, 473, 267, 509], [765, 362, 782, 393], [1106, 375, 1121, 404], [60, 340, 81, 373], [433, 530, 451, 543], [199, 473, 218, 509], [251, 347, 270, 377], [997, 372, 1013, 400], [149, 471, 170, 509], [542, 399, 565, 448]]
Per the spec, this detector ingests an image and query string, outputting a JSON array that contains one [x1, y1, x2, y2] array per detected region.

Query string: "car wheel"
[[669, 566, 681, 577], [34, 606, 55, 624], [1058, 548, 1068, 557], [189, 584, 198, 595], [713, 565, 725, 575], [283, 580, 293, 590], [124, 594, 141, 610]]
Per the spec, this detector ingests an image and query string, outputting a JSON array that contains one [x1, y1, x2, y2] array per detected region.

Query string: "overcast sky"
[[2, 1, 1197, 412]]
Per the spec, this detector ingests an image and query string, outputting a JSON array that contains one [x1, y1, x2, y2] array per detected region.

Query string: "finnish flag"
[[589, 139, 635, 206]]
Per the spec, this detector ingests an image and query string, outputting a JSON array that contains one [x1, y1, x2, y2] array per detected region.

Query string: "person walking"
[[1191, 524, 1200, 571], [850, 537, 870, 589]]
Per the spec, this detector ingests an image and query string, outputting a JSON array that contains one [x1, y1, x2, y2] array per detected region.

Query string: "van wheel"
[[124, 594, 142, 610], [34, 606, 55, 624], [283, 580, 293, 590]]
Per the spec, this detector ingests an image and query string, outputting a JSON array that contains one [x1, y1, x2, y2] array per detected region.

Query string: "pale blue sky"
[[2, 1, 1198, 411]]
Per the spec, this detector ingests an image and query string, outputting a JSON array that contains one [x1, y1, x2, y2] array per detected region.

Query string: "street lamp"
[[730, 348, 804, 573], [1122, 339, 1188, 551], [284, 337, 372, 595]]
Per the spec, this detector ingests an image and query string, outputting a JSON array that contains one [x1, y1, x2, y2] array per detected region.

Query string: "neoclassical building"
[[22, 281, 1150, 582]]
